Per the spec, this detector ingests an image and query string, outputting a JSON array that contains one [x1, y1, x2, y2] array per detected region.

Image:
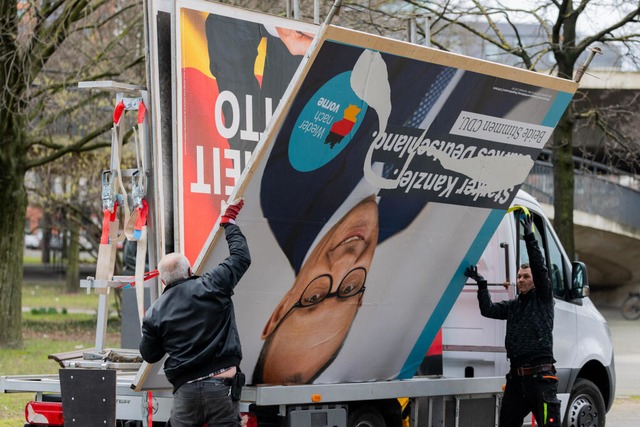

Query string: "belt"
[[188, 376, 233, 386], [515, 363, 554, 376], [187, 366, 234, 384], [202, 377, 233, 386]]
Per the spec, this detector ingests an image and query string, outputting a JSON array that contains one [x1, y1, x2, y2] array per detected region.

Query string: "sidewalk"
[[590, 304, 640, 426], [595, 304, 640, 398]]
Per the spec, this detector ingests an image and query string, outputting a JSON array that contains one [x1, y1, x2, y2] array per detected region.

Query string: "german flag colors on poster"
[[172, 10, 579, 387], [176, 0, 318, 263]]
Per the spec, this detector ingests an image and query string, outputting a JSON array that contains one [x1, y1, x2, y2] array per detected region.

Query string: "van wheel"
[[348, 406, 387, 427], [564, 378, 606, 427]]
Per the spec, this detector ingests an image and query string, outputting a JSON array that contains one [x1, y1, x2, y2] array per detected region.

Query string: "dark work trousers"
[[500, 369, 562, 427], [168, 378, 240, 427]]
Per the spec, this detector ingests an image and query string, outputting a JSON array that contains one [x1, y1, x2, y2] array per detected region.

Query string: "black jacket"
[[139, 224, 251, 391], [477, 232, 554, 367]]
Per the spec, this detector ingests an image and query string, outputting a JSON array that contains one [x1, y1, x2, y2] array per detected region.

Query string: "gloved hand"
[[465, 266, 487, 290], [220, 197, 244, 226], [520, 212, 533, 236]]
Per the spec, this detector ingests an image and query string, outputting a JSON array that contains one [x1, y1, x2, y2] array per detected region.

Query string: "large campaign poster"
[[175, 0, 318, 263], [192, 24, 578, 386]]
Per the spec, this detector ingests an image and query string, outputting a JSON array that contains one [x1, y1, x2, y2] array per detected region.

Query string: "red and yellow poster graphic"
[[177, 2, 317, 263]]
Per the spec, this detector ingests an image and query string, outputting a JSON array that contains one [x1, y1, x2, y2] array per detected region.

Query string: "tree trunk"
[[41, 211, 52, 264], [0, 170, 26, 348], [552, 104, 576, 260], [548, 1, 579, 261], [65, 219, 80, 293], [0, 0, 26, 348]]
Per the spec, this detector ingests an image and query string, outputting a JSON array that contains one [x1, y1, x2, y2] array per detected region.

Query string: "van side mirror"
[[571, 261, 590, 298]]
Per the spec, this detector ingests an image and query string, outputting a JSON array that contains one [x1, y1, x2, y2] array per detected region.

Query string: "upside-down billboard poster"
[[176, 0, 317, 263], [191, 24, 578, 386], [134, 6, 580, 389]]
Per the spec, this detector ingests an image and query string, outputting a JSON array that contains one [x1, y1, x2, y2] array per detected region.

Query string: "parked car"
[[24, 234, 41, 250]]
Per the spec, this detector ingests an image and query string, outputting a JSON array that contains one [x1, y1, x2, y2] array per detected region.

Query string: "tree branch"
[[25, 120, 112, 169]]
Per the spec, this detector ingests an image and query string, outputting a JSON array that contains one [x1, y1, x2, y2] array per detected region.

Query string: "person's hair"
[[158, 253, 191, 285], [520, 263, 530, 269]]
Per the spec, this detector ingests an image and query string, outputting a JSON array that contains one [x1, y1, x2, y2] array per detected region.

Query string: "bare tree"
[[27, 152, 102, 293], [573, 89, 640, 173], [337, 0, 640, 259], [0, 0, 144, 348]]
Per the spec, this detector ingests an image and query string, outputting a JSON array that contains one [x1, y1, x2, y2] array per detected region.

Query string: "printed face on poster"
[[192, 24, 577, 386], [175, 0, 318, 263]]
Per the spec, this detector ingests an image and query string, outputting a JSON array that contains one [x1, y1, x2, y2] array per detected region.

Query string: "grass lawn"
[[22, 279, 102, 311], [0, 278, 121, 426]]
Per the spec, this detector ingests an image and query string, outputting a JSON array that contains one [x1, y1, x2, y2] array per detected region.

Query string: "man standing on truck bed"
[[140, 198, 250, 427], [465, 210, 561, 427]]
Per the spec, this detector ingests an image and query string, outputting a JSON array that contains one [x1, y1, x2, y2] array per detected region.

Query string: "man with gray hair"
[[140, 198, 250, 427]]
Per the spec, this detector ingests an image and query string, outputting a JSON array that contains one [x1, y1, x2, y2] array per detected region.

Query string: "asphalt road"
[[594, 305, 640, 426]]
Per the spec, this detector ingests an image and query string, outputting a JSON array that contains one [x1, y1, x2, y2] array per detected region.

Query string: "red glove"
[[220, 197, 244, 226]]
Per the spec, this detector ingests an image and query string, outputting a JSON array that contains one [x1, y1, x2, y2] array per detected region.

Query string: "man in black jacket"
[[465, 211, 561, 427], [140, 198, 250, 427]]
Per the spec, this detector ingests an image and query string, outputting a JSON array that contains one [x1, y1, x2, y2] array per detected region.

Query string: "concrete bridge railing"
[[523, 161, 640, 231]]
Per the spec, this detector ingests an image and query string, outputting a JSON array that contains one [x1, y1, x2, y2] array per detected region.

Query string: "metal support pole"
[[410, 397, 419, 427], [424, 15, 431, 47], [293, 0, 300, 19], [407, 15, 432, 46], [285, 0, 301, 20], [324, 0, 343, 26], [574, 46, 602, 82], [95, 290, 109, 351], [408, 17, 418, 44]]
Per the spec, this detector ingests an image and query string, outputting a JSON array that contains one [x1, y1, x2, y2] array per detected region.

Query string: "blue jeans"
[[169, 378, 240, 427]]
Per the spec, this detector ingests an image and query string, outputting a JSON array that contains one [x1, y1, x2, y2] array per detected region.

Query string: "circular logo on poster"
[[289, 72, 367, 172]]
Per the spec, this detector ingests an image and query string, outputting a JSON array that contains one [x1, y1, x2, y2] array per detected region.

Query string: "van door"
[[441, 212, 514, 379]]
